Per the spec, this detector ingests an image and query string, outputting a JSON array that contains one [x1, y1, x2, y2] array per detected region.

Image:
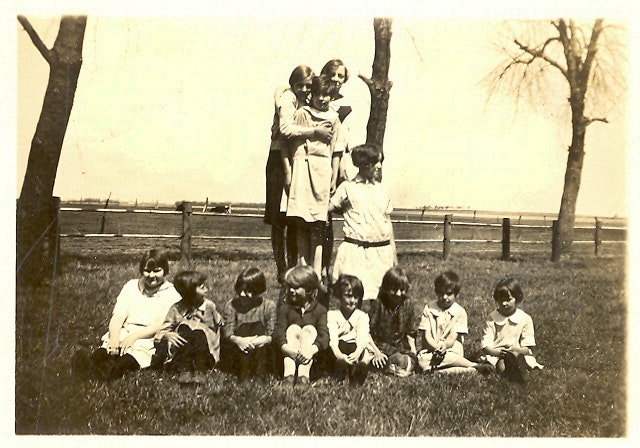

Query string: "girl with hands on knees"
[[272, 266, 329, 388], [153, 271, 223, 385], [481, 277, 544, 383]]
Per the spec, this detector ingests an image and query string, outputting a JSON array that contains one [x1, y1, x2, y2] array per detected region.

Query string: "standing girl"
[[328, 144, 397, 311], [284, 75, 345, 279], [273, 266, 329, 388], [481, 277, 544, 382], [264, 65, 333, 283], [221, 267, 277, 382], [320, 59, 354, 280], [153, 271, 223, 384], [72, 249, 181, 380]]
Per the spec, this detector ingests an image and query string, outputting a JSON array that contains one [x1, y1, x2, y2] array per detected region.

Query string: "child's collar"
[[354, 174, 377, 184], [491, 307, 525, 324], [428, 300, 461, 316]]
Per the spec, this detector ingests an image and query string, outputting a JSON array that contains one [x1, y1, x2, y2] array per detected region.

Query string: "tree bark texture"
[[359, 17, 393, 151], [554, 19, 603, 258], [16, 16, 87, 285]]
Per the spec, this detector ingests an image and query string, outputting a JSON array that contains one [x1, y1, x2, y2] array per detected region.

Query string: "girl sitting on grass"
[[153, 271, 223, 385], [220, 267, 277, 382], [273, 266, 329, 388], [368, 266, 418, 377], [417, 270, 493, 374], [481, 277, 544, 383], [72, 249, 181, 381], [323, 274, 373, 385]]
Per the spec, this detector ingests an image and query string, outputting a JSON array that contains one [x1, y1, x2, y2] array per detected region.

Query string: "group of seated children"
[[72, 249, 543, 387]]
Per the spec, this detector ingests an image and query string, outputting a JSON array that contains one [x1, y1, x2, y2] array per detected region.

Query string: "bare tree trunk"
[[555, 102, 587, 259], [359, 17, 393, 150], [16, 15, 87, 285], [554, 19, 604, 259]]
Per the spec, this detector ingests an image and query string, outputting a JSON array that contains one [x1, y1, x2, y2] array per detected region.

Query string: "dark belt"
[[344, 237, 391, 248]]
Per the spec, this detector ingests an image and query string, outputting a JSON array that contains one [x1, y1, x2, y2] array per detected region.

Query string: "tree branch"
[[585, 117, 609, 126], [358, 73, 374, 88], [514, 38, 568, 78], [17, 15, 52, 64], [582, 19, 605, 79]]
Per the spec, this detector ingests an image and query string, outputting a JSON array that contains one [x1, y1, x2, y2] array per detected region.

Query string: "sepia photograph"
[[6, 0, 637, 442]]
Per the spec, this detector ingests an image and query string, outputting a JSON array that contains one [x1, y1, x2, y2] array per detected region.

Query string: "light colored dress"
[[265, 86, 314, 224], [417, 301, 469, 371], [481, 308, 544, 369], [330, 175, 396, 301], [327, 308, 374, 363], [285, 105, 344, 223], [100, 279, 181, 368]]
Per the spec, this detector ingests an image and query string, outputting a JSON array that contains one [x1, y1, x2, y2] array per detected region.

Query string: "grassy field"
[[14, 217, 627, 436]]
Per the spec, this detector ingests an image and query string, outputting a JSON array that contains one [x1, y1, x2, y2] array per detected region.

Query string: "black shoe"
[[350, 362, 368, 385], [473, 363, 495, 375], [503, 352, 528, 383], [72, 348, 95, 379], [150, 339, 168, 369]]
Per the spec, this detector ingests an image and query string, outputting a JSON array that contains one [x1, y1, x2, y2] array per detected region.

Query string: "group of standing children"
[[264, 59, 398, 314]]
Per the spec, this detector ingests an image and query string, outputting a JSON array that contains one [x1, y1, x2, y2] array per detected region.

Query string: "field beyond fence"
[[14, 202, 627, 436], [58, 203, 627, 260]]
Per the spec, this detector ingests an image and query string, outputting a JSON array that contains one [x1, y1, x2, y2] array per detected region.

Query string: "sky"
[[12, 2, 632, 218]]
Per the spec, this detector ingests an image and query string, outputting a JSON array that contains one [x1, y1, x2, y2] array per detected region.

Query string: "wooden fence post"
[[594, 218, 602, 256], [443, 214, 452, 260], [551, 220, 560, 262], [100, 192, 111, 233], [501, 217, 511, 260], [179, 201, 192, 269]]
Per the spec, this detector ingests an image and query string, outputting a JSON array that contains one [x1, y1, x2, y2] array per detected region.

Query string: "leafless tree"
[[17, 15, 87, 285], [483, 19, 626, 260], [360, 17, 393, 151]]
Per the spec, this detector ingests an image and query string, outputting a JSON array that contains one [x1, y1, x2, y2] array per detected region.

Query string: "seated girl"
[[153, 271, 223, 385], [220, 267, 277, 382]]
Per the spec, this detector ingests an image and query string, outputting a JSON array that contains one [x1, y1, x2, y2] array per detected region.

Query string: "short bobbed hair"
[[138, 249, 170, 275], [320, 59, 350, 83], [434, 270, 461, 296], [284, 265, 320, 295], [333, 274, 364, 309], [173, 270, 208, 302], [350, 144, 383, 168], [289, 65, 314, 87], [234, 266, 267, 296], [311, 74, 337, 98], [493, 277, 524, 304], [379, 266, 410, 295]]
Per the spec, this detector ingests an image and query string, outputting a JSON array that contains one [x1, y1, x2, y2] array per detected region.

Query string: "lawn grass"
[[15, 244, 626, 436]]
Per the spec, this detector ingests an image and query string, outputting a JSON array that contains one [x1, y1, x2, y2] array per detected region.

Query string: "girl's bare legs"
[[297, 325, 318, 379], [271, 224, 287, 282], [296, 223, 310, 267], [282, 325, 302, 378], [310, 222, 324, 280]]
